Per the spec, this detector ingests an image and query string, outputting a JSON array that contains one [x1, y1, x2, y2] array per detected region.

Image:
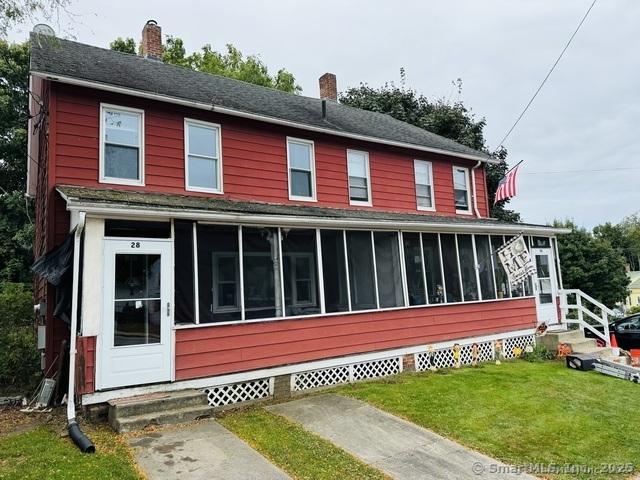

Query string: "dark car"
[[584, 314, 640, 350]]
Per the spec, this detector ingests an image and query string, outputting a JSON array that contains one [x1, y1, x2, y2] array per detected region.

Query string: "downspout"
[[471, 160, 482, 218], [67, 211, 95, 453]]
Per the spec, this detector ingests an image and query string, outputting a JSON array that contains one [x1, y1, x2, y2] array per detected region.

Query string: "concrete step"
[[569, 339, 599, 354], [112, 404, 214, 433], [109, 389, 207, 418], [538, 329, 586, 350]]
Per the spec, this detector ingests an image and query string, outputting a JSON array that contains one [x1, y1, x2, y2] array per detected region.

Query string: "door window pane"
[[282, 229, 320, 316], [374, 232, 404, 308], [536, 254, 553, 304], [197, 225, 241, 323], [403, 233, 426, 305], [243, 227, 279, 319], [422, 233, 445, 304], [440, 234, 462, 302], [346, 231, 377, 310], [474, 235, 496, 300], [321, 230, 349, 313], [113, 254, 161, 346], [491, 235, 510, 299], [458, 234, 479, 301]]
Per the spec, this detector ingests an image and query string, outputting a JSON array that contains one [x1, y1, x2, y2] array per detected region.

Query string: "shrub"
[[627, 305, 640, 315], [522, 344, 555, 362], [0, 282, 40, 389]]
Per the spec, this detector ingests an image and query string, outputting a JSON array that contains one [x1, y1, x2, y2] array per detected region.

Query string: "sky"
[[8, 0, 640, 228]]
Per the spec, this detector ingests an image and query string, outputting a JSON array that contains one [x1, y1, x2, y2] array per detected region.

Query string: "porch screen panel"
[[374, 232, 404, 308], [457, 234, 479, 301], [440, 234, 462, 303], [474, 235, 496, 300], [402, 232, 426, 305], [422, 233, 445, 303], [320, 230, 349, 313], [174, 220, 195, 324], [243, 227, 280, 320], [197, 225, 241, 323], [282, 229, 320, 316], [491, 235, 510, 298], [346, 231, 377, 310]]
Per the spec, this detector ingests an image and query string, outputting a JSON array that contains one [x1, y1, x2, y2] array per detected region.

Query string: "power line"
[[521, 166, 640, 176], [493, 0, 598, 153]]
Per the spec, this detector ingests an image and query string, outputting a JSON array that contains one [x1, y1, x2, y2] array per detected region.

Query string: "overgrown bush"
[[0, 282, 40, 389], [522, 344, 555, 362], [627, 305, 640, 315]]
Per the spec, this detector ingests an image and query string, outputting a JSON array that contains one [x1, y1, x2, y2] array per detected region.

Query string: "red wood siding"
[[175, 298, 536, 380], [76, 336, 96, 395], [52, 83, 490, 218]]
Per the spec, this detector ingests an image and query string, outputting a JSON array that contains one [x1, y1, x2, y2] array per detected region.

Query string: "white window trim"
[[453, 165, 472, 215], [286, 137, 317, 202], [414, 159, 435, 212], [99, 103, 145, 186], [347, 149, 372, 207], [184, 118, 223, 194]]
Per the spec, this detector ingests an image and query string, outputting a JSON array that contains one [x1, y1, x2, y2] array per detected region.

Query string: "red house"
[[28, 22, 567, 413]]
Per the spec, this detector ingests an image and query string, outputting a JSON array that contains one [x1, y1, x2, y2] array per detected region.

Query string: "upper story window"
[[185, 119, 222, 193], [287, 137, 316, 201], [453, 166, 471, 214], [100, 104, 144, 186], [347, 150, 371, 206], [414, 160, 434, 211]]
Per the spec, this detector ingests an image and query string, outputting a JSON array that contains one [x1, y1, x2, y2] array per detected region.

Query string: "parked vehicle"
[[584, 314, 640, 350]]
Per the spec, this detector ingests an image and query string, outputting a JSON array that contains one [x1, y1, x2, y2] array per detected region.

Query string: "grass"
[[219, 408, 386, 480], [339, 360, 639, 480], [0, 422, 142, 480]]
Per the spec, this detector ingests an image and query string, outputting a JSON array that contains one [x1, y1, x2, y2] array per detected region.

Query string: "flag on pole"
[[494, 163, 521, 204]]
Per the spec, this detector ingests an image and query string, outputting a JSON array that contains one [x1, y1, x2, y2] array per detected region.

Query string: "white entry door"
[[531, 247, 559, 325], [99, 239, 172, 390]]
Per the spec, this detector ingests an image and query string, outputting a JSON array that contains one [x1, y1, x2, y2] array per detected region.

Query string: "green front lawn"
[[0, 422, 141, 480], [340, 361, 639, 480]]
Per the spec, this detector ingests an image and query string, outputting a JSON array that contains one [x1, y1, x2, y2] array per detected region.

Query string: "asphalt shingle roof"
[[56, 186, 563, 234], [30, 34, 491, 161]]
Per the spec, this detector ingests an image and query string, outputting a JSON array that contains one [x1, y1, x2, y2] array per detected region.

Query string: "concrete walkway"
[[128, 420, 290, 480], [268, 394, 535, 480]]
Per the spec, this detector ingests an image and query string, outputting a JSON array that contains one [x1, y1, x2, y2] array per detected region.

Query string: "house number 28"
[[130, 241, 141, 249]]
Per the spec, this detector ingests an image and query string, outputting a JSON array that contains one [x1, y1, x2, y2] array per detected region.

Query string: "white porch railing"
[[559, 289, 613, 347]]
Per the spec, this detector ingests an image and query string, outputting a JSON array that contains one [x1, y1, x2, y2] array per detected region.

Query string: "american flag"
[[494, 164, 520, 204]]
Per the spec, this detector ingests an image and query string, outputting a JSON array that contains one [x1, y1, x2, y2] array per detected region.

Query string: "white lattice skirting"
[[292, 357, 402, 392], [204, 378, 273, 407], [415, 333, 536, 371]]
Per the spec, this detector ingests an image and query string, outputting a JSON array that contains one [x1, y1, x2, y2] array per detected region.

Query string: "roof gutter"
[[31, 71, 496, 164], [58, 197, 570, 236]]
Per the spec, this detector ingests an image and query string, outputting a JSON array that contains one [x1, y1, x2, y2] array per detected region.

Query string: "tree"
[[0, 40, 33, 283], [339, 78, 520, 221], [111, 36, 301, 94], [0, 0, 69, 37], [555, 220, 629, 308]]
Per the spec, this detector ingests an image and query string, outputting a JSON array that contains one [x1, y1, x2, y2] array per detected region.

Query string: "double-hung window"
[[185, 119, 222, 193], [287, 138, 316, 201], [414, 160, 434, 210], [100, 104, 144, 185], [453, 166, 471, 214], [347, 150, 371, 205]]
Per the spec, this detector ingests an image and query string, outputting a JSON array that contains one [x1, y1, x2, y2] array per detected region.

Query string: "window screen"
[[440, 234, 462, 302], [321, 230, 349, 313], [403, 232, 426, 306], [243, 227, 279, 319], [346, 231, 377, 310], [457, 234, 479, 301], [374, 232, 404, 308], [174, 220, 195, 324], [282, 229, 320, 316], [491, 235, 510, 298], [422, 233, 445, 304], [474, 235, 496, 300]]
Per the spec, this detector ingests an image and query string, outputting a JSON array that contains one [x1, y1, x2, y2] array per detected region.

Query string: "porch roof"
[[57, 186, 569, 236]]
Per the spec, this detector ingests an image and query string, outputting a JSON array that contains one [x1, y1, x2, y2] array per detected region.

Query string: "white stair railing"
[[559, 289, 613, 347]]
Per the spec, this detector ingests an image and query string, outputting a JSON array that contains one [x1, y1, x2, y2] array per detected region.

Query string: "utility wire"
[[493, 0, 598, 153], [521, 166, 640, 176]]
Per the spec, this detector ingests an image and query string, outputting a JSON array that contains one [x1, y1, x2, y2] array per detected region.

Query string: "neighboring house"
[[28, 21, 567, 406], [625, 271, 640, 309]]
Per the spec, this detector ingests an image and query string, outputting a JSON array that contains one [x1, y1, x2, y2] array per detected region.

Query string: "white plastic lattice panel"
[[292, 365, 350, 392], [416, 340, 495, 371], [503, 334, 535, 359], [352, 357, 401, 381], [204, 378, 271, 407]]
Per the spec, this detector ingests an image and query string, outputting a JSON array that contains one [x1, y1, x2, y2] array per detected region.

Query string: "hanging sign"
[[496, 234, 536, 288]]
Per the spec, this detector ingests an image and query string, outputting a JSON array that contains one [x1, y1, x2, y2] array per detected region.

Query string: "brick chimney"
[[141, 20, 163, 59], [319, 73, 337, 101]]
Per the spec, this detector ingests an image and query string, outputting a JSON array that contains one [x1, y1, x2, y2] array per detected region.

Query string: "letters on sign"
[[496, 234, 536, 288]]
